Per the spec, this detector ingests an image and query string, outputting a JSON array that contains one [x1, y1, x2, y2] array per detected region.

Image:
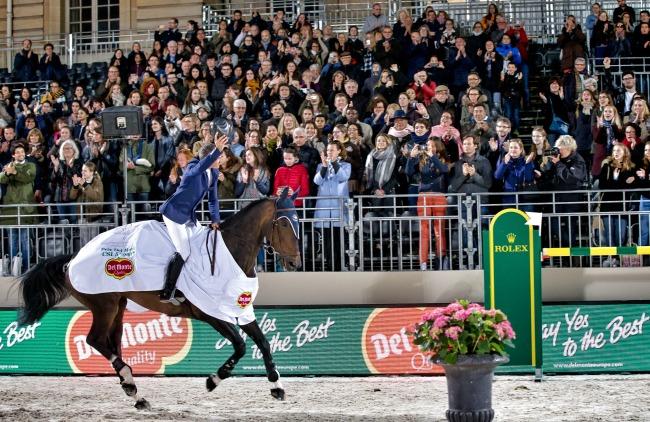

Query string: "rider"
[[159, 133, 229, 305]]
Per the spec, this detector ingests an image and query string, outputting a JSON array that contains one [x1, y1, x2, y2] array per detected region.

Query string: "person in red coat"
[[408, 70, 437, 106], [273, 146, 309, 207]]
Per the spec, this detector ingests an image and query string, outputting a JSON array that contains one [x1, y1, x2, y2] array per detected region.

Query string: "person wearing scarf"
[[388, 111, 414, 148], [494, 138, 535, 211], [466, 22, 488, 63], [405, 137, 449, 271], [364, 134, 397, 214], [593, 105, 622, 177]]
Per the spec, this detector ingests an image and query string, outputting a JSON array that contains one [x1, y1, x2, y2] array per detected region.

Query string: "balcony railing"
[[2, 189, 649, 274]]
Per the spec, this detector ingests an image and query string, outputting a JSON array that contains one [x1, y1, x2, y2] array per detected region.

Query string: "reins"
[[205, 227, 219, 276]]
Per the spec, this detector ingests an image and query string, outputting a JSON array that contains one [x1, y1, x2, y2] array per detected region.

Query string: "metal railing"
[[1, 30, 156, 72], [1, 0, 649, 73], [588, 56, 650, 95], [202, 0, 650, 44], [2, 189, 649, 275]]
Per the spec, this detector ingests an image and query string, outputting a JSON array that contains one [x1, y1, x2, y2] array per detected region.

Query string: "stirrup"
[[160, 288, 185, 305]]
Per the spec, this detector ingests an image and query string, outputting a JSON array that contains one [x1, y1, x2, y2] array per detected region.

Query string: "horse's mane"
[[220, 198, 273, 231]]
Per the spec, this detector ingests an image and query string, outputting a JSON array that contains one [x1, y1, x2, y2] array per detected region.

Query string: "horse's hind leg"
[[84, 294, 148, 410], [240, 320, 285, 400], [202, 317, 247, 392]]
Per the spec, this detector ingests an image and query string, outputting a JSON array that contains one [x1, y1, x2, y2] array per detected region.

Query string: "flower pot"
[[435, 354, 509, 422]]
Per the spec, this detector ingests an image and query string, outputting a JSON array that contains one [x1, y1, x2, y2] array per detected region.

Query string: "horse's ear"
[[290, 186, 300, 201], [279, 186, 290, 199]]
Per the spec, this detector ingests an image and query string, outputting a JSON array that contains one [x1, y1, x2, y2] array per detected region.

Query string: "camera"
[[543, 147, 560, 157]]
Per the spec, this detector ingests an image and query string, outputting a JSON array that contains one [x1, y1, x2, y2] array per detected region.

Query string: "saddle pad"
[[68, 220, 258, 324]]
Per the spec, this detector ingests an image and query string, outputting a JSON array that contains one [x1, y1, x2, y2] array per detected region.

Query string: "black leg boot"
[[160, 252, 186, 305]]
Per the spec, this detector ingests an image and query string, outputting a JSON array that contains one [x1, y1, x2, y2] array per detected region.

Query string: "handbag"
[[548, 97, 570, 135], [622, 244, 642, 267], [549, 116, 570, 135], [11, 253, 22, 277], [1, 254, 10, 277]]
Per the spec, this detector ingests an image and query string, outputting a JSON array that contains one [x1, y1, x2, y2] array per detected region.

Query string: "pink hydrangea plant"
[[410, 300, 516, 364]]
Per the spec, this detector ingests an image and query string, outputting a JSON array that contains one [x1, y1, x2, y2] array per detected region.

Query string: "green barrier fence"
[[1, 304, 649, 375]]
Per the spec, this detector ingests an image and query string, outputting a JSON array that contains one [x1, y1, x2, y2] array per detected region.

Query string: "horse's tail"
[[18, 254, 74, 325]]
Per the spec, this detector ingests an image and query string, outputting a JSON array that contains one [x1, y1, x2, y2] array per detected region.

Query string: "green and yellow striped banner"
[[543, 246, 650, 257]]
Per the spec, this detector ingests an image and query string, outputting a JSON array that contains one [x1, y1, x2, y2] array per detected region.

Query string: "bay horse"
[[18, 189, 302, 410]]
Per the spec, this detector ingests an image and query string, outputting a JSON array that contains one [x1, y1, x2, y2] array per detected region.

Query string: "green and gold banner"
[[483, 209, 543, 370]]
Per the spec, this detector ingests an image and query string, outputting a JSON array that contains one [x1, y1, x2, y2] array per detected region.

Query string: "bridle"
[[263, 205, 300, 260]]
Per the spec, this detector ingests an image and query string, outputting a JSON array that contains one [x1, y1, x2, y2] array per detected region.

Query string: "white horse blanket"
[[68, 221, 258, 324]]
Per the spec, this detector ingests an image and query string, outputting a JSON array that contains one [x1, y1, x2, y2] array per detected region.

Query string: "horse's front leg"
[[240, 320, 285, 400], [203, 318, 247, 392]]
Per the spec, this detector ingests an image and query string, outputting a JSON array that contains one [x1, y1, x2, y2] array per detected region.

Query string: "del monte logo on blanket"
[[65, 311, 193, 374], [105, 258, 134, 280], [237, 291, 253, 308]]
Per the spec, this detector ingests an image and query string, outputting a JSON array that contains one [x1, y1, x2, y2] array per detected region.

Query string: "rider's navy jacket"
[[160, 147, 221, 224]]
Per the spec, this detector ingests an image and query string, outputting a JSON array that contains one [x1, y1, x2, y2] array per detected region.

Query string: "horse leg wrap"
[[217, 358, 237, 380], [112, 357, 137, 396], [111, 357, 128, 380], [266, 363, 280, 383]]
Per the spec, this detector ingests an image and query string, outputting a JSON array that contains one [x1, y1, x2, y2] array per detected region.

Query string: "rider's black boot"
[[160, 252, 186, 305]]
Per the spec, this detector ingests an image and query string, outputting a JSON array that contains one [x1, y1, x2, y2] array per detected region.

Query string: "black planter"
[[435, 354, 509, 422]]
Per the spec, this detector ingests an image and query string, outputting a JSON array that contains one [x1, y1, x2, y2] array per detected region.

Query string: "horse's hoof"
[[134, 398, 151, 411], [121, 382, 137, 397], [271, 388, 285, 401], [206, 374, 220, 392]]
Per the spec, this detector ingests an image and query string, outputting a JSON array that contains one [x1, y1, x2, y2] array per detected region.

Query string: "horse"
[[18, 189, 302, 410]]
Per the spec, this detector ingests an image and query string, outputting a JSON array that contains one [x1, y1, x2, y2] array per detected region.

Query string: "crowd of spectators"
[[1, 2, 650, 272]]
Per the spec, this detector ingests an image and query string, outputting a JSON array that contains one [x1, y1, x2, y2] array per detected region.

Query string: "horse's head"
[[269, 187, 302, 271]]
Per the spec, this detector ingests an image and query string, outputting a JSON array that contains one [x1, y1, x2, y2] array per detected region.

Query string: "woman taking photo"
[[405, 137, 449, 271]]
